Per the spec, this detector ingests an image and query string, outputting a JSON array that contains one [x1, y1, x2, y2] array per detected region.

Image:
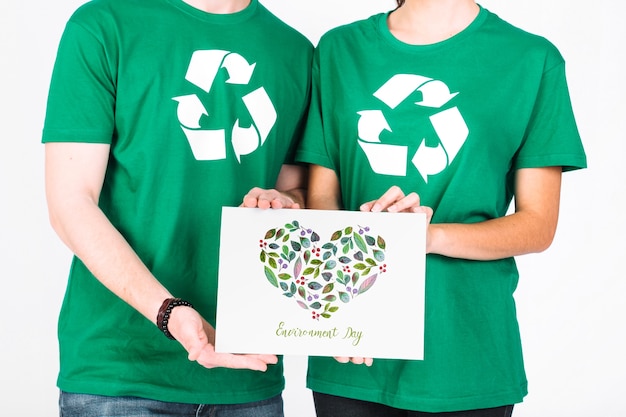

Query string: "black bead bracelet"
[[156, 297, 193, 340]]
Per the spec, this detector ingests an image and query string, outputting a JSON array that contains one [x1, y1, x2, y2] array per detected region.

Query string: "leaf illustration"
[[331, 230, 342, 241], [377, 235, 386, 249], [300, 237, 311, 248], [303, 267, 315, 275], [323, 295, 337, 302], [293, 257, 302, 278], [338, 256, 351, 264], [280, 282, 288, 291], [291, 241, 302, 252], [268, 257, 277, 269], [339, 292, 350, 303], [354, 251, 363, 261], [353, 263, 367, 270], [278, 273, 291, 281], [365, 235, 375, 246], [324, 260, 337, 270], [353, 232, 367, 252], [322, 283, 334, 294], [298, 286, 306, 299], [297, 300, 308, 310], [265, 229, 276, 239], [344, 226, 353, 234], [373, 249, 385, 262], [260, 251, 266, 262], [264, 266, 278, 288], [365, 257, 377, 266], [358, 273, 378, 294], [308, 282, 323, 291], [310, 302, 322, 310], [311, 232, 320, 242]]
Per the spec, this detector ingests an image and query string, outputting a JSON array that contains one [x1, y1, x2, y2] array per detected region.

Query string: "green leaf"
[[291, 241, 302, 252], [300, 237, 311, 248], [264, 266, 278, 288], [260, 251, 266, 262], [339, 292, 350, 303], [278, 273, 292, 281], [310, 302, 322, 310], [298, 286, 306, 299], [365, 257, 377, 266], [353, 232, 367, 252], [344, 226, 353, 234], [377, 235, 386, 249], [276, 228, 285, 239], [365, 235, 375, 246], [331, 230, 342, 241], [323, 295, 337, 302], [373, 249, 385, 262], [268, 257, 277, 269], [324, 260, 337, 270], [280, 282, 288, 291], [322, 283, 334, 294], [328, 306, 339, 313], [303, 267, 315, 275], [353, 263, 367, 270], [264, 229, 276, 239]]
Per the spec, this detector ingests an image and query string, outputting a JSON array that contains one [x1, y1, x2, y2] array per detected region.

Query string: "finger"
[[364, 186, 406, 212], [387, 192, 421, 213], [334, 356, 351, 363]]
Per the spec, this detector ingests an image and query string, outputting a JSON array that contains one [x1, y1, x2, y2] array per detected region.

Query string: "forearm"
[[48, 196, 171, 323], [428, 211, 557, 261]]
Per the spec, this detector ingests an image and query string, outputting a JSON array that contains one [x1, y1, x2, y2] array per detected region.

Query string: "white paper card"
[[215, 207, 426, 360]]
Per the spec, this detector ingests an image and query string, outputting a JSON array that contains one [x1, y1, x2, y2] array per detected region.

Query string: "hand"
[[242, 187, 301, 209], [334, 356, 373, 367], [168, 305, 278, 372], [360, 186, 433, 221]]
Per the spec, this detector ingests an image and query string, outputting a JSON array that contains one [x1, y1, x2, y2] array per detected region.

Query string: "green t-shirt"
[[296, 7, 586, 413], [42, 0, 312, 405]]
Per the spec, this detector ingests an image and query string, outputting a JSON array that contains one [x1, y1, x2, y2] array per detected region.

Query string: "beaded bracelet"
[[156, 297, 193, 340]]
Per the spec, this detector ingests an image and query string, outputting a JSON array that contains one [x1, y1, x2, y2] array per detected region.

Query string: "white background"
[[1, 0, 624, 416]]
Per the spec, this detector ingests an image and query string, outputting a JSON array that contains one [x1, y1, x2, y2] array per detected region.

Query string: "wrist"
[[156, 297, 194, 340]]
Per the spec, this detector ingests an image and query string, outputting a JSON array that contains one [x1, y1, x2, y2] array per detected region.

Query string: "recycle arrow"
[[173, 50, 276, 162], [357, 74, 468, 180]]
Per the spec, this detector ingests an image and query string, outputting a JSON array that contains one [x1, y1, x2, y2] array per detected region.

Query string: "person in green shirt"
[[296, 0, 586, 415], [42, 0, 312, 415]]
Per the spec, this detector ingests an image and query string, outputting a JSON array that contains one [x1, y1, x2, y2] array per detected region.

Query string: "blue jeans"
[[313, 392, 514, 417], [59, 391, 284, 417]]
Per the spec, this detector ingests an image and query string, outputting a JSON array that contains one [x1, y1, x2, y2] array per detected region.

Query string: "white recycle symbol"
[[357, 74, 469, 182], [173, 50, 277, 162]]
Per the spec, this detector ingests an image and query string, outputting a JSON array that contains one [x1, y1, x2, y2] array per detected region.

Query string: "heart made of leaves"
[[259, 220, 387, 320]]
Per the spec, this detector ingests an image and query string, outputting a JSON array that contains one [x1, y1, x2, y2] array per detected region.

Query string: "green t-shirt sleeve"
[[42, 20, 116, 144], [295, 46, 336, 171], [514, 50, 587, 172]]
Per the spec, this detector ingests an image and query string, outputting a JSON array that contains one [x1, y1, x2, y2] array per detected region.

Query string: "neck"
[[389, 0, 479, 45], [181, 0, 251, 13]]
